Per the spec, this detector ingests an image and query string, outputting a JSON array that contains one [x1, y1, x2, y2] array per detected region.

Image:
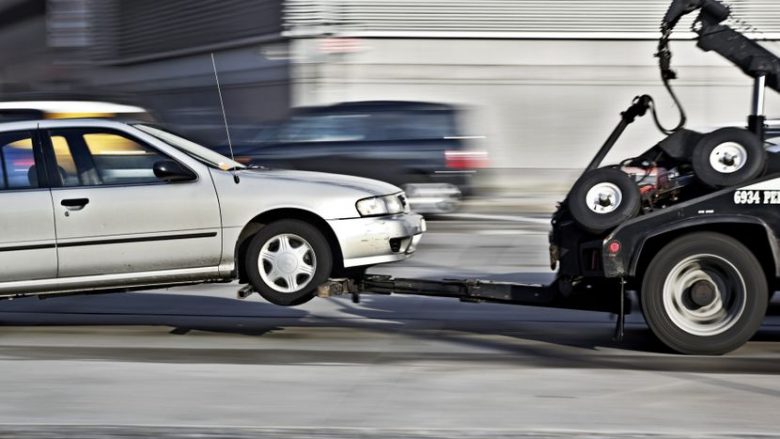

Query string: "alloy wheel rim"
[[258, 233, 317, 293], [662, 254, 746, 336]]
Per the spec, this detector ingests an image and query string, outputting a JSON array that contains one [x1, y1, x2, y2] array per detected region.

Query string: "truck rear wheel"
[[641, 232, 767, 355]]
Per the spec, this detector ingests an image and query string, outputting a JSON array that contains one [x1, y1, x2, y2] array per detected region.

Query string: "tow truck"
[[317, 0, 780, 355]]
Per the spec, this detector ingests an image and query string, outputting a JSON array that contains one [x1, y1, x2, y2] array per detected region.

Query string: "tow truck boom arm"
[[662, 0, 729, 33], [661, 0, 780, 93]]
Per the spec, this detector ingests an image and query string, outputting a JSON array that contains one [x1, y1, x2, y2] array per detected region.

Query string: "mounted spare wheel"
[[692, 127, 766, 188], [567, 168, 641, 234]]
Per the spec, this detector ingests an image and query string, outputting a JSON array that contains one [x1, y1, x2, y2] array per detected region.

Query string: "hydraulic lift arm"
[[660, 0, 780, 137]]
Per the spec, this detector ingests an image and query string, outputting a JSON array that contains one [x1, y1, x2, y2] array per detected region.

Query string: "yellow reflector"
[[84, 133, 144, 155], [46, 112, 115, 119], [8, 138, 33, 150]]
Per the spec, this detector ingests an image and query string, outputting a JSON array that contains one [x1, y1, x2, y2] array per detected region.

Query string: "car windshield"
[[134, 124, 245, 170]]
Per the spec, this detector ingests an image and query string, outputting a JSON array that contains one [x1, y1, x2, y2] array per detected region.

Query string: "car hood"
[[210, 168, 404, 223], [236, 168, 400, 197]]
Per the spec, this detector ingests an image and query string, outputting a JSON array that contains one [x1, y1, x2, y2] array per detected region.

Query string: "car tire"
[[641, 232, 768, 355], [245, 220, 332, 306], [692, 128, 766, 188], [567, 168, 641, 234]]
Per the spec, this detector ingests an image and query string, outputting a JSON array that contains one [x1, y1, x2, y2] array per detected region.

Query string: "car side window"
[[0, 131, 39, 190], [279, 114, 367, 143], [48, 128, 169, 187], [377, 111, 457, 140]]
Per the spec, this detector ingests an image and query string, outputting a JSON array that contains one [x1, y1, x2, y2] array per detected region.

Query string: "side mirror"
[[153, 160, 196, 183]]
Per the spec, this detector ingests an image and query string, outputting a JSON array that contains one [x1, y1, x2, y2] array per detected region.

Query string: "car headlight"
[[356, 193, 409, 217]]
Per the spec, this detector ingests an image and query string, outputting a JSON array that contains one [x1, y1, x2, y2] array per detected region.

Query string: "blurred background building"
[[0, 0, 779, 191], [0, 0, 289, 144]]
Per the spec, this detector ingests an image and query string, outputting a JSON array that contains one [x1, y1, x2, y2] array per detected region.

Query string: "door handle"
[[61, 198, 90, 210]]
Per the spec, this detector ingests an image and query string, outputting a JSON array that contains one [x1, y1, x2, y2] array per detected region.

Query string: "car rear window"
[[373, 110, 458, 140], [276, 114, 368, 143], [0, 131, 38, 190]]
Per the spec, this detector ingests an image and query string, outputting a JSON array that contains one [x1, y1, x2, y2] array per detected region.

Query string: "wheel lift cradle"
[[317, 275, 627, 332]]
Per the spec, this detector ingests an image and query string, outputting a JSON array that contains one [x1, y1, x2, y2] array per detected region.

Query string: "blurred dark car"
[[216, 101, 487, 213]]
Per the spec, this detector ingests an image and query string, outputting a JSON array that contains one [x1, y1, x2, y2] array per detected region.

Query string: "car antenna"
[[211, 52, 240, 184]]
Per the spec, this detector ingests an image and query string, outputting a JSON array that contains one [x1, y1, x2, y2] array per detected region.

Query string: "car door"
[[0, 128, 57, 282], [42, 125, 222, 278]]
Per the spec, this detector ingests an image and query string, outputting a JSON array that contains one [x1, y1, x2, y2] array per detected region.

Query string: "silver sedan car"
[[0, 119, 425, 306]]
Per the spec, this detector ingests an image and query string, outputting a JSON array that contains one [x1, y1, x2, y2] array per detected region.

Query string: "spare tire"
[[692, 127, 766, 188], [567, 168, 641, 234]]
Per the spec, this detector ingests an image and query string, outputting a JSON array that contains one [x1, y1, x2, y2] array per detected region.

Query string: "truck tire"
[[245, 220, 333, 306], [567, 168, 641, 234], [641, 232, 767, 355], [692, 128, 766, 188]]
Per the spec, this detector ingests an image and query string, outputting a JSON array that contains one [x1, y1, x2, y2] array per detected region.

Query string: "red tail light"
[[445, 151, 489, 169], [12, 158, 35, 169]]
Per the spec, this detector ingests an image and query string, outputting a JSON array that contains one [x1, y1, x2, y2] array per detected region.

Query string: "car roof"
[[0, 118, 137, 132], [293, 100, 456, 115], [0, 100, 147, 114]]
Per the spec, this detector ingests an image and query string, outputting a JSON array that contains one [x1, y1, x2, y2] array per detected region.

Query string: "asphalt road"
[[0, 217, 779, 438]]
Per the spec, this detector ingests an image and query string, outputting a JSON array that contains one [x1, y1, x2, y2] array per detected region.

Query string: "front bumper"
[[328, 213, 426, 268], [404, 183, 462, 214]]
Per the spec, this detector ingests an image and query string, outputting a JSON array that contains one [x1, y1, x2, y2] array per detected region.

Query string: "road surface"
[[0, 217, 778, 438]]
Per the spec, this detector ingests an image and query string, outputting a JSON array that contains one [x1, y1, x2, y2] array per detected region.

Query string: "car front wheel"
[[245, 220, 332, 306]]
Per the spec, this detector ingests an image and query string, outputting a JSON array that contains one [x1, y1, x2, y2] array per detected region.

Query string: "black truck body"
[[321, 0, 780, 355]]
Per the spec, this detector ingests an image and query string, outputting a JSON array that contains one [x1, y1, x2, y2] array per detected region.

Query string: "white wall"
[[292, 38, 780, 173]]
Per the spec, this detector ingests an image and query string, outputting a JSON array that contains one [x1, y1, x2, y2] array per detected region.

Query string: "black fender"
[[644, 216, 775, 277], [603, 212, 780, 279]]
